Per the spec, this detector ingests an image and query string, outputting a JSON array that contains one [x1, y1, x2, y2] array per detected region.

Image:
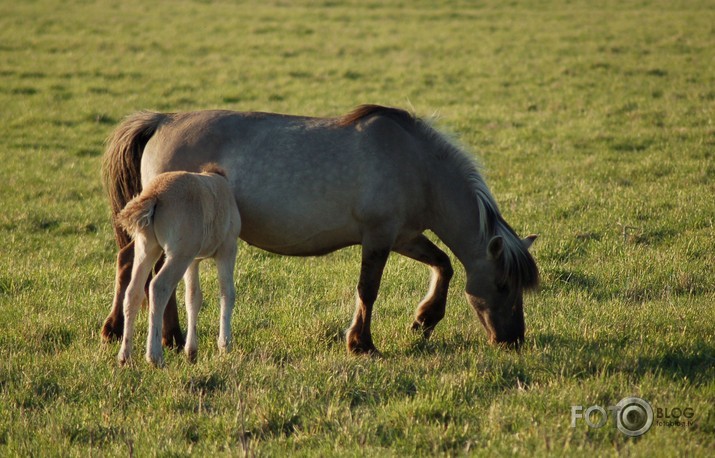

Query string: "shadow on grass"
[[404, 329, 713, 389], [404, 331, 479, 357], [533, 332, 714, 385]]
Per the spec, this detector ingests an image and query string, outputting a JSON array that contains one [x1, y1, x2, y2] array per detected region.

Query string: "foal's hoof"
[[411, 320, 435, 340], [146, 352, 165, 368], [217, 337, 231, 355], [185, 348, 197, 364], [101, 318, 123, 342], [117, 354, 130, 367]]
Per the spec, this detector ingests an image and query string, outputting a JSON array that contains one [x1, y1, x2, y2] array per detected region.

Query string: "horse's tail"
[[101, 111, 170, 247], [116, 193, 158, 239]]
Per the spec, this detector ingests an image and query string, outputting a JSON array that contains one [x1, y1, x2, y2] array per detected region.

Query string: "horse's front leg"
[[215, 240, 238, 354], [183, 261, 202, 363], [346, 244, 390, 355], [394, 235, 453, 339], [102, 241, 134, 342]]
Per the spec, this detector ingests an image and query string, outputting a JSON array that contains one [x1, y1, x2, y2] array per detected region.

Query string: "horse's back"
[[141, 109, 428, 255]]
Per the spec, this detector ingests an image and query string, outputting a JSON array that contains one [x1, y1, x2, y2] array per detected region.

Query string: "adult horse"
[[101, 105, 538, 354]]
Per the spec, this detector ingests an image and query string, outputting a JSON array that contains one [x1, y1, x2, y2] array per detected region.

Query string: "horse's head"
[[466, 234, 538, 349]]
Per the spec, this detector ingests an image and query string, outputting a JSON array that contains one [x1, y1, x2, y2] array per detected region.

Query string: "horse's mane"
[[422, 121, 539, 291], [335, 104, 416, 128], [339, 104, 538, 291]]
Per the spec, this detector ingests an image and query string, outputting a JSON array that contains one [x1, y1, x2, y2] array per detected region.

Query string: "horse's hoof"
[[162, 328, 186, 351], [101, 318, 123, 342], [347, 341, 381, 357], [411, 321, 434, 340]]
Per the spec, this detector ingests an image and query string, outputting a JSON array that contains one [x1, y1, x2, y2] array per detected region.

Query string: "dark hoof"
[[350, 346, 382, 357], [162, 327, 186, 351], [491, 337, 524, 352], [101, 317, 123, 342], [347, 340, 381, 357], [411, 320, 435, 340]]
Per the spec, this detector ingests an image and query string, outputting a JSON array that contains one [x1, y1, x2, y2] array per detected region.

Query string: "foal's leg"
[[153, 255, 186, 349], [215, 240, 238, 353], [394, 235, 454, 339], [117, 238, 161, 364], [102, 241, 134, 342], [101, 241, 185, 350], [183, 260, 202, 363], [146, 256, 193, 367], [346, 243, 391, 355]]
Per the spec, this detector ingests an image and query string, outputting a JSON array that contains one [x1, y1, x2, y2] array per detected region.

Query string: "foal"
[[116, 164, 241, 367]]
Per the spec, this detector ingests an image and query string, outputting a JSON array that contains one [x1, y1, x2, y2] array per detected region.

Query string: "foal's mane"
[[200, 162, 228, 179], [339, 104, 539, 291]]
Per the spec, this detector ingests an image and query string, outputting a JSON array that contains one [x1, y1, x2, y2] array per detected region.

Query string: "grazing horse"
[[101, 105, 538, 354], [116, 164, 241, 366]]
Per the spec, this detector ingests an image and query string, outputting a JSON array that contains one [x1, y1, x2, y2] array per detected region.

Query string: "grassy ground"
[[1, 0, 713, 455]]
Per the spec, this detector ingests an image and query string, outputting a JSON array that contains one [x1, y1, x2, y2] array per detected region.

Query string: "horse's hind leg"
[[101, 243, 185, 350], [183, 261, 202, 363], [146, 256, 193, 367], [102, 241, 135, 342], [162, 292, 184, 349], [153, 255, 186, 350], [118, 237, 161, 364], [394, 235, 453, 339], [346, 242, 391, 355]]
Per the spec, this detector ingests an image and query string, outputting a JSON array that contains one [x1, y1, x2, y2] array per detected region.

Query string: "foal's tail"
[[101, 111, 170, 247], [116, 194, 157, 239]]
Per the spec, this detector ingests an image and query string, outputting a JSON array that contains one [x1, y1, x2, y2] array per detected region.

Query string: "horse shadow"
[[404, 330, 714, 385], [532, 332, 714, 384]]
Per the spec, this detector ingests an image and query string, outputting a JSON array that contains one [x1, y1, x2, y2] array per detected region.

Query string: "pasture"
[[0, 0, 713, 455]]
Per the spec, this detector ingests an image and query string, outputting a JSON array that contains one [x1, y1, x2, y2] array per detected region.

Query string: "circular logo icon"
[[615, 397, 653, 437]]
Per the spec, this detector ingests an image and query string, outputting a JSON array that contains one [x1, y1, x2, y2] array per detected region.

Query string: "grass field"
[[1, 0, 714, 455]]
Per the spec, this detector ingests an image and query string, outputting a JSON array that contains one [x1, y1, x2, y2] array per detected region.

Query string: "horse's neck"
[[427, 173, 488, 270]]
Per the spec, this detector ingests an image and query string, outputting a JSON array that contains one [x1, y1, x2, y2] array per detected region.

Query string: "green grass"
[[1, 0, 714, 455]]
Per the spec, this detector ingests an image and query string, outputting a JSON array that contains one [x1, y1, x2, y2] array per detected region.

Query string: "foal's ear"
[[487, 236, 504, 260], [522, 234, 538, 250]]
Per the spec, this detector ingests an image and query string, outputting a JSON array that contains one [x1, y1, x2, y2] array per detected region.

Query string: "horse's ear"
[[522, 234, 538, 250], [487, 236, 504, 260]]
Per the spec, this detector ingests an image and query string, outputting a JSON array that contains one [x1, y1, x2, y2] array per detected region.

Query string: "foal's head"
[[466, 234, 538, 349]]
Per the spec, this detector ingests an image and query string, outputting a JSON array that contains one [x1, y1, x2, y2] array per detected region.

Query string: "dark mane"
[[336, 104, 416, 128], [403, 110, 539, 292], [493, 216, 540, 291]]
